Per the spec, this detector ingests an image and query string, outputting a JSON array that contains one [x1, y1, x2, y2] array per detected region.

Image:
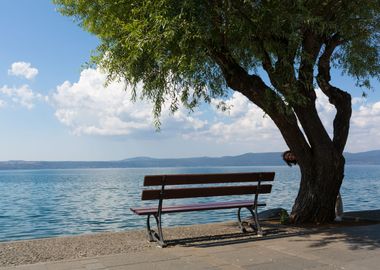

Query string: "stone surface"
[[1, 210, 380, 270], [1, 222, 379, 270]]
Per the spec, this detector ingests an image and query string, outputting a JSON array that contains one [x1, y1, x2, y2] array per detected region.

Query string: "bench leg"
[[146, 214, 167, 247], [146, 215, 154, 242], [156, 213, 166, 247], [251, 207, 263, 237], [237, 207, 248, 233], [237, 207, 263, 236]]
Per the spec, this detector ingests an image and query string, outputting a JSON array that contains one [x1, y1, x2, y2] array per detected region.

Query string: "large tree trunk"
[[211, 37, 351, 224], [290, 150, 345, 223]]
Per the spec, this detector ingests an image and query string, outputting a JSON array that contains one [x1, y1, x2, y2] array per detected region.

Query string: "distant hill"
[[345, 150, 380, 165], [0, 150, 379, 170]]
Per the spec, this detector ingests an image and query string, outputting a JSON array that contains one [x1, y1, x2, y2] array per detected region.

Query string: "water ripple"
[[0, 166, 379, 241]]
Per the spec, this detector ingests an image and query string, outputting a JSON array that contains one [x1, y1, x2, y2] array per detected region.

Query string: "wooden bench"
[[130, 172, 275, 247]]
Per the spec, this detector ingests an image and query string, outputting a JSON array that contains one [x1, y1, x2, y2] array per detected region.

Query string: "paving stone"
[[242, 256, 324, 270], [216, 265, 243, 270], [208, 246, 291, 267], [99, 251, 178, 267], [75, 259, 98, 265], [46, 261, 86, 270], [0, 265, 49, 270], [105, 258, 214, 270], [310, 247, 375, 265], [84, 262, 106, 270], [340, 255, 380, 270], [306, 265, 345, 270]]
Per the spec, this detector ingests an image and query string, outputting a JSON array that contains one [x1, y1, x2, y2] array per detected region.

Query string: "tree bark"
[[287, 33, 351, 224], [290, 150, 345, 223]]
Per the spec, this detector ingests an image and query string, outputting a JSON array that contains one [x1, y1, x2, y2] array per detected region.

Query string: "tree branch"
[[258, 39, 299, 102], [317, 34, 352, 154], [298, 30, 323, 100], [207, 2, 312, 162], [209, 46, 312, 164], [285, 30, 336, 153]]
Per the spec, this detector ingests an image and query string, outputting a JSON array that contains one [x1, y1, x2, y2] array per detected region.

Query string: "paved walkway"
[[2, 222, 379, 270]]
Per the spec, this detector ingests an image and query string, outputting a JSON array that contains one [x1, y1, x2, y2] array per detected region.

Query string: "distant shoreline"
[[0, 150, 379, 170], [0, 164, 379, 172]]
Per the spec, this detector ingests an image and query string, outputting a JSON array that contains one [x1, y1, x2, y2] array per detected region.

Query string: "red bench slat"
[[144, 172, 275, 186], [141, 184, 272, 200], [130, 200, 266, 215]]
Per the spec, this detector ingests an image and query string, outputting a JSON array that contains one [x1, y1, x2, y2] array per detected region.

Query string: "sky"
[[0, 0, 379, 161]]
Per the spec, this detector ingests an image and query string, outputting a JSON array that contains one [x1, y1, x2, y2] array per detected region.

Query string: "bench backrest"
[[141, 172, 274, 201]]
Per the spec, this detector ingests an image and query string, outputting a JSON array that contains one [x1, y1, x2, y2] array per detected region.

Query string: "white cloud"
[[314, 89, 336, 137], [51, 68, 283, 146], [205, 89, 336, 145], [50, 68, 380, 152], [347, 101, 380, 151], [298, 89, 380, 152], [0, 84, 43, 109], [351, 101, 380, 128], [187, 89, 380, 152], [0, 99, 6, 108], [187, 92, 281, 147], [8, 62, 39, 80], [51, 68, 207, 136]]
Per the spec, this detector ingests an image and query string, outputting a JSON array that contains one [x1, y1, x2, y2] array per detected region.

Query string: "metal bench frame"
[[131, 172, 274, 247]]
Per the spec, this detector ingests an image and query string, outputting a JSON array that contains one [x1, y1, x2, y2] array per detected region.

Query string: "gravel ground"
[[0, 219, 373, 267], [0, 220, 294, 267]]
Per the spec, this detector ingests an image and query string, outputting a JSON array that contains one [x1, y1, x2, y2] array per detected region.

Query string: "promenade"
[[1, 211, 379, 270]]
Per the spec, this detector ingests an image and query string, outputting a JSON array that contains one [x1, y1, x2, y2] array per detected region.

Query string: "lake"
[[0, 165, 379, 242]]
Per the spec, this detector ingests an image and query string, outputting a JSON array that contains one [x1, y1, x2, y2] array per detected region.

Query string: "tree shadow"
[[289, 223, 380, 251], [163, 222, 380, 250]]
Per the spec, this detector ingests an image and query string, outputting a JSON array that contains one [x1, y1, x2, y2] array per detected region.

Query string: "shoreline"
[[1, 217, 378, 268]]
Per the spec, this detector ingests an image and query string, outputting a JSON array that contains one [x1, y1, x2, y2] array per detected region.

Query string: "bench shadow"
[[164, 223, 304, 248]]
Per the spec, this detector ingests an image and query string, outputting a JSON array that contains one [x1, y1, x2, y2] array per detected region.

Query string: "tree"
[[54, 0, 380, 223]]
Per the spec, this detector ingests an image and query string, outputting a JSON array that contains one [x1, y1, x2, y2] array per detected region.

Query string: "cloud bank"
[[49, 68, 380, 152], [3, 60, 379, 155], [52, 68, 206, 136]]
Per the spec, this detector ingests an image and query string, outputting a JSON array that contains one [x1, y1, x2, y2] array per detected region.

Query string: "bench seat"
[[131, 200, 266, 215]]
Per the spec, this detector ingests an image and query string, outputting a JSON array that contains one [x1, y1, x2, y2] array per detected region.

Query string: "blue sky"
[[0, 0, 379, 161]]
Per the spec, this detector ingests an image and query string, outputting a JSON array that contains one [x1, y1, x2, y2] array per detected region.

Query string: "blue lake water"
[[0, 165, 379, 242]]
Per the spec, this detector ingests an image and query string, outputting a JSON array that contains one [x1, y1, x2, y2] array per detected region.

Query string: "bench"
[[130, 172, 275, 247]]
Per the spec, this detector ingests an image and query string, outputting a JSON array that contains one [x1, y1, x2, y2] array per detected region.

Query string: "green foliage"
[[53, 0, 380, 121], [280, 209, 290, 225]]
